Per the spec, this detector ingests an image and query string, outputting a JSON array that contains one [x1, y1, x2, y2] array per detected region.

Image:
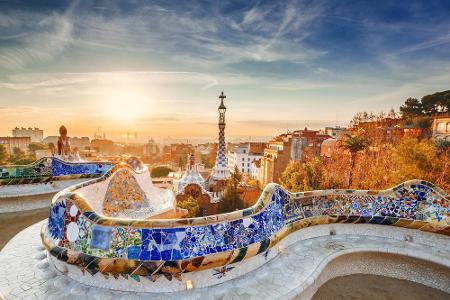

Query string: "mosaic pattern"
[[51, 159, 111, 177], [215, 123, 227, 168], [43, 173, 450, 282], [103, 169, 148, 217], [0, 157, 113, 185]]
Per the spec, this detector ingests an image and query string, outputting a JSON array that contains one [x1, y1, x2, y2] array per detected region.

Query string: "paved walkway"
[[0, 179, 88, 214], [0, 179, 88, 198], [0, 222, 449, 300]]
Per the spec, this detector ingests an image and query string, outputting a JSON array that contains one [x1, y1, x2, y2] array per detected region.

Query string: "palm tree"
[[341, 133, 368, 187]]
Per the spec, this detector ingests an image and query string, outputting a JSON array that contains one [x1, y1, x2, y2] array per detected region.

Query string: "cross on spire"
[[219, 91, 226, 101]]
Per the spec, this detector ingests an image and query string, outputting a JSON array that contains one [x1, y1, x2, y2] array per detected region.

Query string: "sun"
[[104, 88, 149, 122]]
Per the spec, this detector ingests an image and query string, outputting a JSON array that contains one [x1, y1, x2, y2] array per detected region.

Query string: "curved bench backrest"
[[0, 157, 113, 185]]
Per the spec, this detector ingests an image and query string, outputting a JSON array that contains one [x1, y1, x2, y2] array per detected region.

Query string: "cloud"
[[0, 71, 260, 95], [268, 80, 335, 91], [394, 34, 450, 55], [236, 118, 347, 130], [0, 12, 73, 69]]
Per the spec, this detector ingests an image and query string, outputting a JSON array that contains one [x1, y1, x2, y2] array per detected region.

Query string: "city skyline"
[[1, 1, 449, 138]]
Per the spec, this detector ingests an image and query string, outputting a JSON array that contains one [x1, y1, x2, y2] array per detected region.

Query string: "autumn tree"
[[280, 157, 324, 192], [0, 145, 8, 165], [390, 137, 444, 184], [8, 147, 34, 165], [176, 196, 200, 218], [340, 133, 368, 186], [218, 166, 245, 213]]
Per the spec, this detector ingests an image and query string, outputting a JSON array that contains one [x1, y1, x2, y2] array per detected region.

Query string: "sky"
[[0, 0, 449, 141]]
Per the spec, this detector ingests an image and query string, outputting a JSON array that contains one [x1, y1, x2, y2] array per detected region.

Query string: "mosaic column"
[[212, 92, 231, 180]]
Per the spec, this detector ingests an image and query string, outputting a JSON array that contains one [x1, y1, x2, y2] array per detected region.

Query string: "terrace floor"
[[0, 222, 449, 299]]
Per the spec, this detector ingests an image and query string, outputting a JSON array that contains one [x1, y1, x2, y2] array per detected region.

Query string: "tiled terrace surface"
[[0, 222, 448, 299]]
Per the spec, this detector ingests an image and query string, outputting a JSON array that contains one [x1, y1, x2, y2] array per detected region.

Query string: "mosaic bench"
[[41, 165, 450, 291], [0, 157, 113, 185]]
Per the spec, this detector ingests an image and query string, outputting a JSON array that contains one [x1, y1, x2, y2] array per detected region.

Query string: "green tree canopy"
[[9, 147, 34, 165], [28, 143, 47, 153], [400, 98, 423, 118], [150, 166, 172, 178], [176, 196, 200, 218], [0, 145, 8, 165], [218, 166, 245, 213], [421, 90, 450, 114], [280, 158, 324, 192], [400, 90, 450, 118]]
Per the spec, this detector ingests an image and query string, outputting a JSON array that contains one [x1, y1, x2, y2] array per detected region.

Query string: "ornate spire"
[[211, 92, 230, 180]]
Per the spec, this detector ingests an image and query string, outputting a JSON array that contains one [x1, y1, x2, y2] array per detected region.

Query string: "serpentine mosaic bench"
[[41, 172, 450, 292], [0, 157, 113, 185]]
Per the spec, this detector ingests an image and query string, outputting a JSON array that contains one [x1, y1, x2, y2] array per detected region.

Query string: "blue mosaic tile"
[[90, 225, 112, 251], [48, 200, 66, 241], [47, 181, 450, 264]]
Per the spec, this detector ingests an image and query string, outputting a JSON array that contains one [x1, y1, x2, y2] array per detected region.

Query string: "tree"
[[28, 142, 47, 159], [9, 147, 25, 163], [421, 90, 450, 114], [230, 165, 242, 189], [400, 98, 423, 118], [341, 133, 368, 186], [387, 108, 397, 119], [218, 186, 245, 213], [28, 143, 47, 153], [391, 137, 443, 183], [0, 145, 8, 165], [436, 139, 450, 152], [176, 196, 200, 218], [150, 166, 172, 178], [207, 143, 218, 167], [218, 166, 245, 213], [178, 155, 184, 170], [48, 142, 56, 155], [280, 158, 324, 192], [9, 147, 34, 165]]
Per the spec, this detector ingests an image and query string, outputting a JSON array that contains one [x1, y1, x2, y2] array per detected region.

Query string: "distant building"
[[432, 114, 450, 141], [0, 136, 31, 154], [250, 159, 261, 180], [323, 126, 346, 139], [42, 136, 59, 145], [78, 149, 98, 159], [354, 118, 423, 143], [320, 138, 338, 158], [12, 127, 43, 142], [175, 154, 221, 216], [162, 143, 194, 167], [196, 144, 211, 155], [144, 139, 160, 156], [227, 142, 266, 175], [90, 139, 117, 155], [70, 137, 90, 149], [259, 128, 331, 187]]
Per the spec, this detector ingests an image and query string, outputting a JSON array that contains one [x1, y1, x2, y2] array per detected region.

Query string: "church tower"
[[211, 91, 231, 180]]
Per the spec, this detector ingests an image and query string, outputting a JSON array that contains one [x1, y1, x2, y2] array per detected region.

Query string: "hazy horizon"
[[1, 1, 449, 140]]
